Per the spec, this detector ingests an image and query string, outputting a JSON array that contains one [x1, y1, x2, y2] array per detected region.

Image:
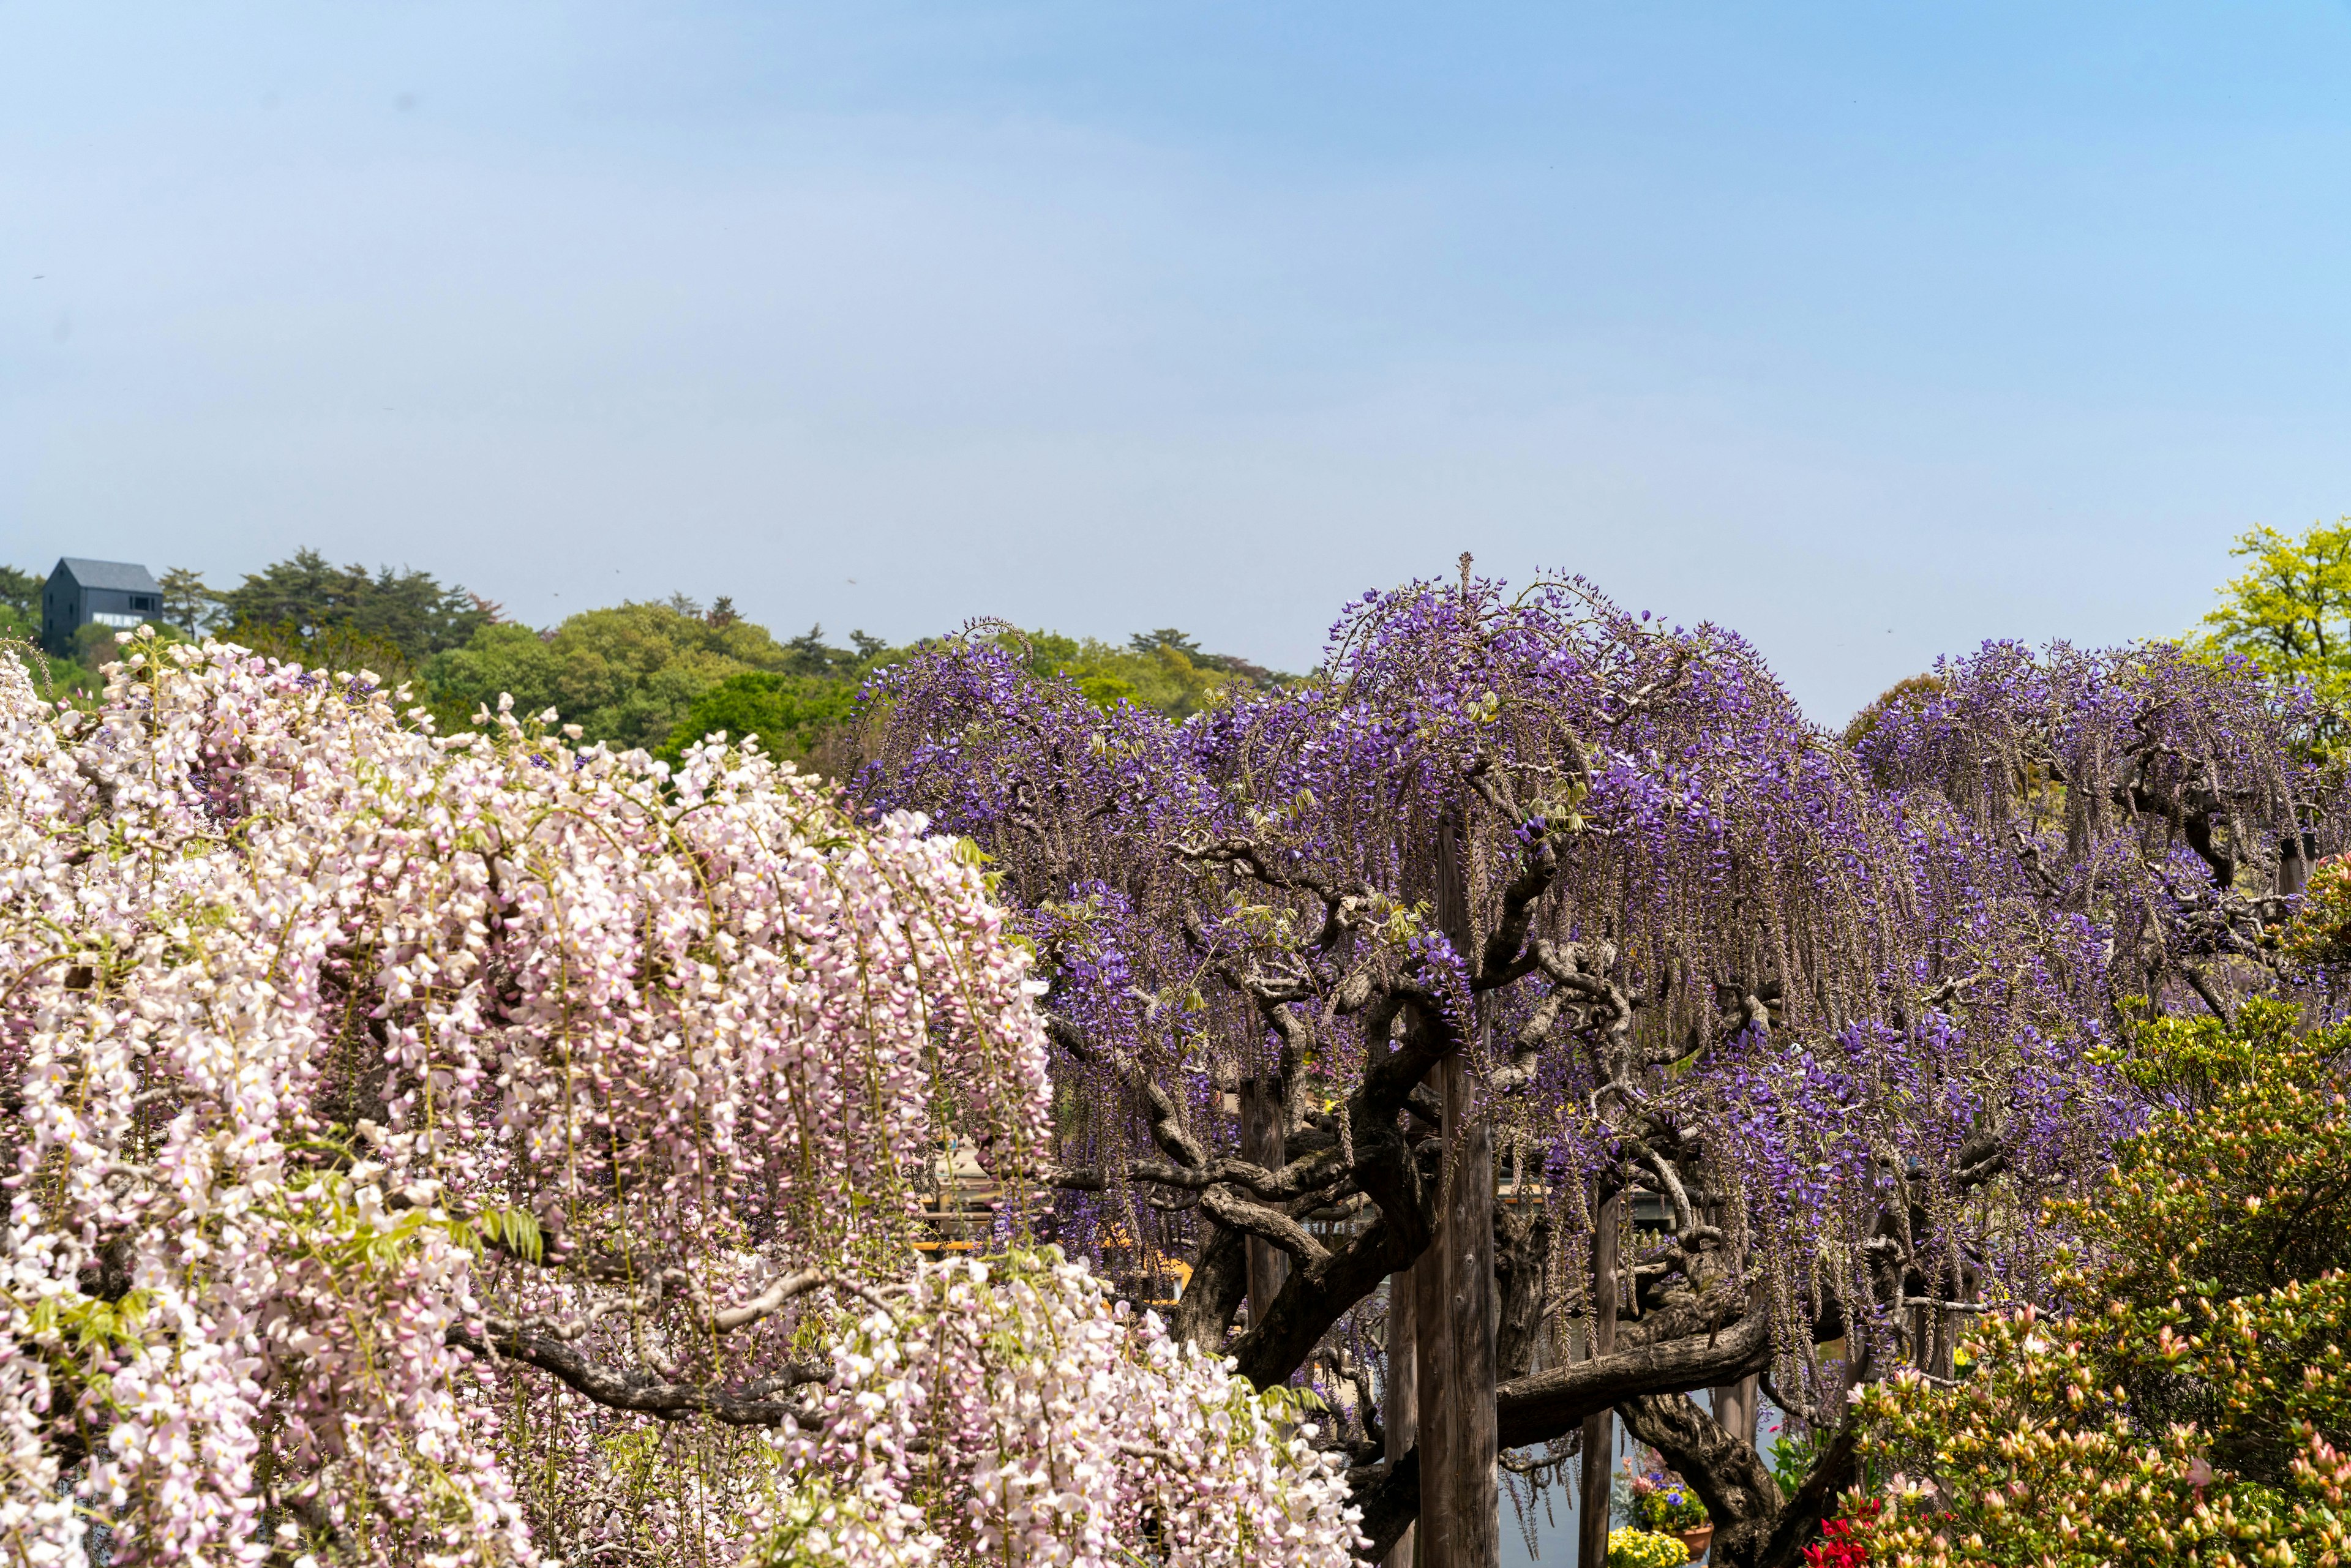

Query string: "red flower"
[[1803, 1500, 1883, 1568]]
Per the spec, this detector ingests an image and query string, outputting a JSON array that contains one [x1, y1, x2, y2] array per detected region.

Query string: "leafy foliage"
[[419, 601, 803, 751], [1838, 1001, 2351, 1566], [2195, 517, 2351, 704], [216, 546, 493, 664], [0, 565, 39, 634], [157, 565, 219, 635], [654, 670, 865, 768], [1011, 626, 1283, 718], [2284, 851, 2351, 964], [222, 615, 415, 687]]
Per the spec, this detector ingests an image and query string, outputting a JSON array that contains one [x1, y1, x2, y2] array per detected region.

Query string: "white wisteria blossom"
[[0, 632, 1359, 1568]]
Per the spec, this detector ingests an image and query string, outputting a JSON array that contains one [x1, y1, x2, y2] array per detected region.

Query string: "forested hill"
[[0, 549, 1289, 768], [13, 515, 2351, 771]]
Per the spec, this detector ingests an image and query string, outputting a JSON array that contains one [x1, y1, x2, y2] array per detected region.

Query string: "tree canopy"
[[1012, 627, 1285, 719], [0, 567, 39, 639], [418, 601, 870, 756], [10, 536, 2347, 1567], [6, 552, 1289, 775], [215, 547, 494, 666], [2195, 517, 2351, 704], [855, 567, 2342, 1566], [1843, 1001, 2351, 1565]]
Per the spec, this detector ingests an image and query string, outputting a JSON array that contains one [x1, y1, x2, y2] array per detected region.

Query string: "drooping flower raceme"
[[755, 1248, 1357, 1568], [0, 633, 1357, 1568]]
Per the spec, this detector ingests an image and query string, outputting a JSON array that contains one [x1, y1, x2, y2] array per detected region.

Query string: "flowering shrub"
[[1606, 1526, 1693, 1568], [0, 632, 1360, 1567], [1832, 1002, 2351, 1566], [2284, 851, 2351, 962]]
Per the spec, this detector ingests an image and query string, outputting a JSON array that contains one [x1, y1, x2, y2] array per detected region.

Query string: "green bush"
[[654, 670, 862, 768], [1840, 1000, 2351, 1565]]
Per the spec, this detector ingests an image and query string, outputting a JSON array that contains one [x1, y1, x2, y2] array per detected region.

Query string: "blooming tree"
[[854, 570, 2342, 1565], [0, 631, 1357, 1567]]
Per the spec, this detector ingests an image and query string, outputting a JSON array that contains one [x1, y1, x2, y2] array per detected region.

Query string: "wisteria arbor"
[[0, 635, 1359, 1567], [858, 571, 2342, 1566]]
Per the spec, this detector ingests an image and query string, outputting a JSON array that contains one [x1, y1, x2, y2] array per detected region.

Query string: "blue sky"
[[7, 2, 2351, 718]]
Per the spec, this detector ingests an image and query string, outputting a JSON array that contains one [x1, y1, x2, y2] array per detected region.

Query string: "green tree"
[[2196, 518, 2351, 701], [0, 566, 40, 639], [224, 619, 413, 687], [158, 566, 219, 636], [0, 564, 40, 658], [653, 670, 863, 768], [0, 566, 82, 702], [1007, 627, 1280, 719], [424, 601, 823, 752], [217, 549, 492, 666]]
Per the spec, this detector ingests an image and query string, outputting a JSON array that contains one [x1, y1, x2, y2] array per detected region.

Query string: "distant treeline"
[[0, 550, 1289, 770]]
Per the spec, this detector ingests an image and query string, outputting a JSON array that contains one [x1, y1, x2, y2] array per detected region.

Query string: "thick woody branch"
[[711, 1269, 830, 1334], [1044, 1014, 1209, 1170], [448, 1321, 827, 1427], [1228, 1213, 1419, 1389], [1474, 827, 1559, 988], [1199, 1187, 1333, 1266], [1170, 835, 1372, 950], [1042, 1147, 1350, 1202], [1616, 1391, 1783, 1568]]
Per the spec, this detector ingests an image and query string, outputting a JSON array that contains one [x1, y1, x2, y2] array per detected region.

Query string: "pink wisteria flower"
[[0, 632, 1359, 1568]]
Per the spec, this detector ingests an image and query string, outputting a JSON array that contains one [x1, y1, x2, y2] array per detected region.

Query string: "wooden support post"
[[1706, 1196, 1758, 1461], [1577, 1193, 1619, 1568], [1385, 1274, 1418, 1568], [1445, 1046, 1500, 1565], [1414, 810, 1501, 1567], [1240, 1076, 1287, 1324], [1413, 1190, 1457, 1567], [1709, 1375, 1758, 1456], [2282, 833, 2310, 897]]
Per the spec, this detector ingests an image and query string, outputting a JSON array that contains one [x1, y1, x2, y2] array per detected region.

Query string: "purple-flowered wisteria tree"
[[855, 563, 2344, 1566]]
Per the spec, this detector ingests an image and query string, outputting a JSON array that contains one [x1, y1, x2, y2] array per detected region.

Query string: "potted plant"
[[1629, 1465, 1712, 1561]]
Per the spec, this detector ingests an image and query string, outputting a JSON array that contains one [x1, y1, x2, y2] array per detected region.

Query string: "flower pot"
[[1677, 1525, 1714, 1562]]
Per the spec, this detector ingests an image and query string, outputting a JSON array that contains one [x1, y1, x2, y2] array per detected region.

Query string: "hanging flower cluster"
[[754, 1247, 1357, 1567], [0, 632, 1357, 1567]]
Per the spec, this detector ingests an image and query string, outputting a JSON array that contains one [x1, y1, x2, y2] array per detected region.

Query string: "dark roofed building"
[[42, 558, 163, 654]]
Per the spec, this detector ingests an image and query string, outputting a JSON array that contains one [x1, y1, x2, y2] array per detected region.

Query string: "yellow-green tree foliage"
[[421, 600, 811, 752], [2197, 519, 2351, 703], [1016, 628, 1271, 718]]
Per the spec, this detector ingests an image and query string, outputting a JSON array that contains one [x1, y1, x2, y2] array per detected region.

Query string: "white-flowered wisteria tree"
[[0, 631, 1359, 1568]]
